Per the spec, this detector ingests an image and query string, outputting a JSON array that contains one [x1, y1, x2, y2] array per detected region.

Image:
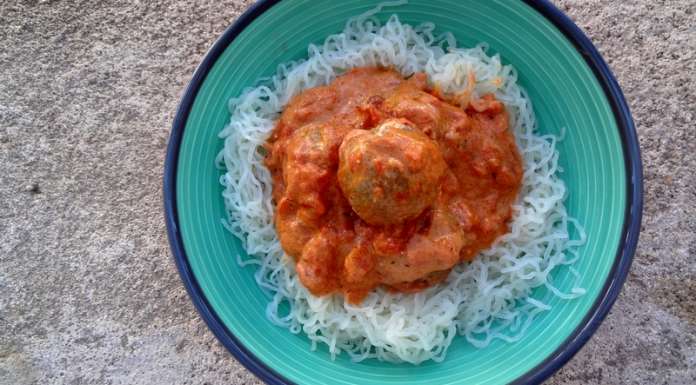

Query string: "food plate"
[[164, 1, 642, 384]]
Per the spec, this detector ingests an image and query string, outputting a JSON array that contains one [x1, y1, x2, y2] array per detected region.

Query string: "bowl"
[[164, 1, 642, 384]]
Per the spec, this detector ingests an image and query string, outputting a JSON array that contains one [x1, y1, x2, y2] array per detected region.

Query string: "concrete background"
[[1, 0, 694, 384]]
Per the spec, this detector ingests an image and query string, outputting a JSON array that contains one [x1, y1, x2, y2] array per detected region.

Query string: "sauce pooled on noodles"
[[265, 67, 522, 304]]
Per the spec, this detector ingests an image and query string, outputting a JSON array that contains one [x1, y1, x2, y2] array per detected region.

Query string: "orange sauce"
[[265, 67, 522, 303]]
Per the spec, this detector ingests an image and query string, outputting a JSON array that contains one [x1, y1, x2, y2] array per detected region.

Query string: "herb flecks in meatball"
[[338, 119, 447, 225]]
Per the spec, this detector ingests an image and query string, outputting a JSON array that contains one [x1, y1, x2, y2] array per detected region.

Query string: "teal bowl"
[[164, 1, 642, 384]]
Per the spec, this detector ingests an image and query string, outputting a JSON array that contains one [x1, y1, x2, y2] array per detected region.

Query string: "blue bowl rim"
[[163, 1, 643, 384]]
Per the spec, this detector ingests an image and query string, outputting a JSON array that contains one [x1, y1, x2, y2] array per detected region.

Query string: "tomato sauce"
[[264, 67, 522, 303]]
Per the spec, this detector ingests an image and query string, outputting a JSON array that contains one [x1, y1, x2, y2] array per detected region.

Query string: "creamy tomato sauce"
[[265, 67, 522, 304]]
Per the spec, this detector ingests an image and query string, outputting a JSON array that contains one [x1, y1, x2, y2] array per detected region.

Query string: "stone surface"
[[0, 0, 693, 384]]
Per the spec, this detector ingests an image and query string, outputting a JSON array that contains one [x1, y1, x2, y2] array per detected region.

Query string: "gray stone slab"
[[0, 1, 693, 384]]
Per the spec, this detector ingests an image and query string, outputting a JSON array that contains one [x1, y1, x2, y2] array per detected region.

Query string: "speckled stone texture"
[[0, 1, 694, 384]]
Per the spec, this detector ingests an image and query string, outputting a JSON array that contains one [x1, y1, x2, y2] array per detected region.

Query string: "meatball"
[[282, 122, 343, 214], [337, 119, 447, 225], [376, 205, 465, 284], [296, 230, 339, 295], [383, 89, 442, 136], [276, 123, 338, 257]]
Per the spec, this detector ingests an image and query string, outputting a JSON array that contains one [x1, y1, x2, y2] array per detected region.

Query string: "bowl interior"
[[174, 1, 626, 384]]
